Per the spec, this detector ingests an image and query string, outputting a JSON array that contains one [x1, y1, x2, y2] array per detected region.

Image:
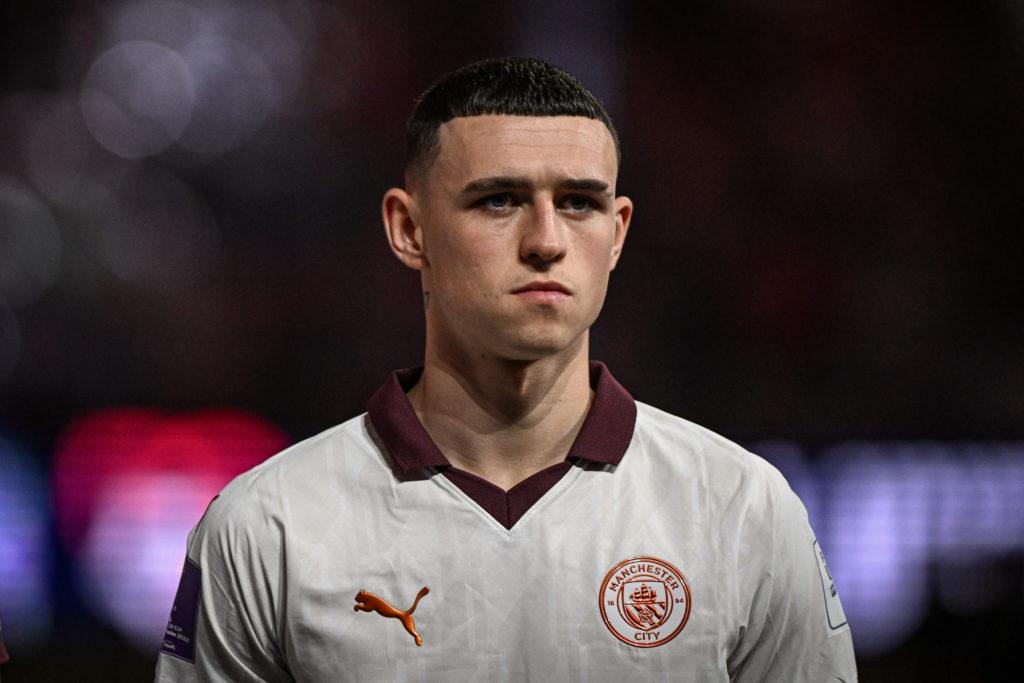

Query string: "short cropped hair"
[[405, 57, 620, 185]]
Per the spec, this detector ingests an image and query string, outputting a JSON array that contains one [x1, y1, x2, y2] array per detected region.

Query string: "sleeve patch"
[[813, 539, 848, 631], [161, 557, 202, 662]]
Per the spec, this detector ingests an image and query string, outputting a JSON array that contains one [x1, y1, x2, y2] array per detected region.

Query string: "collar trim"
[[367, 361, 635, 474], [365, 362, 636, 529]]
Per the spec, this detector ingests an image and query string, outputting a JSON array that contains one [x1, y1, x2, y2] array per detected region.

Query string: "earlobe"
[[382, 188, 428, 271]]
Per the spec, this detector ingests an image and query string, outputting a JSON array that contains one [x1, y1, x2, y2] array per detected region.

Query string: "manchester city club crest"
[[599, 557, 691, 647]]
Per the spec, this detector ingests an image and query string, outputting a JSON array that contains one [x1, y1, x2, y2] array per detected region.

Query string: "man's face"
[[404, 114, 631, 364]]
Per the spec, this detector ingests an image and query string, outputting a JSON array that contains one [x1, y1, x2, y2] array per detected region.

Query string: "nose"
[[519, 202, 566, 265]]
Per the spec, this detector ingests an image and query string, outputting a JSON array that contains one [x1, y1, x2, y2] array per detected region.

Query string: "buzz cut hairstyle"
[[404, 56, 621, 185]]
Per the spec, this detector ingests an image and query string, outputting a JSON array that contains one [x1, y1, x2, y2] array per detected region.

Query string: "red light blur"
[[52, 407, 290, 555]]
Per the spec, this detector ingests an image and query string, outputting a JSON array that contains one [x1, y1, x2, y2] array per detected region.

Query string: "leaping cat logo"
[[353, 586, 430, 646]]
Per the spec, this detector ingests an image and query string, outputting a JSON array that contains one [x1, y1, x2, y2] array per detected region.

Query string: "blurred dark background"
[[0, 0, 1021, 680]]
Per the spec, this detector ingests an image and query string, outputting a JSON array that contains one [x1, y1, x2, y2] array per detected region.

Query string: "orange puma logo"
[[353, 586, 430, 646]]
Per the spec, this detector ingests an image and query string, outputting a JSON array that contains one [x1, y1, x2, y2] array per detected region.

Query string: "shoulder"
[[629, 402, 805, 539], [632, 401, 791, 494], [193, 413, 383, 543]]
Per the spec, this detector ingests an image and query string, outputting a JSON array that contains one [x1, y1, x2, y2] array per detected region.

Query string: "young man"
[[156, 58, 857, 681]]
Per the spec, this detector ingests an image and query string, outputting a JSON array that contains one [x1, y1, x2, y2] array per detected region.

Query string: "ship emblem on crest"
[[624, 582, 666, 629], [599, 557, 691, 647]]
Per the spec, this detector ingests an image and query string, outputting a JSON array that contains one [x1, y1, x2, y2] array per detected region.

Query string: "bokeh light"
[[174, 35, 274, 155], [89, 166, 220, 290], [51, 408, 291, 650], [821, 447, 932, 655], [77, 0, 316, 160], [0, 434, 52, 650], [11, 92, 114, 211], [80, 41, 195, 159], [0, 177, 61, 308]]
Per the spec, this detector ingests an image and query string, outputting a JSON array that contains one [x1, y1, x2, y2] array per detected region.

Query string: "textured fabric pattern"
[[155, 369, 856, 682]]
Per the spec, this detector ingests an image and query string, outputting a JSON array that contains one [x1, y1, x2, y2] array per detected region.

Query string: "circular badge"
[[599, 556, 691, 647]]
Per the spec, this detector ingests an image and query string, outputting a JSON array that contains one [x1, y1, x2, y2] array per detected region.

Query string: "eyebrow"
[[560, 178, 611, 193], [462, 177, 530, 194], [461, 176, 611, 195]]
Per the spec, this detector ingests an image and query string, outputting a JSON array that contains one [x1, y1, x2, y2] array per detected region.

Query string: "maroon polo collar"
[[366, 362, 637, 528]]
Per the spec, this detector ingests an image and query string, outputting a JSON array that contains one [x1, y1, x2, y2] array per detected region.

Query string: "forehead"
[[431, 115, 618, 185]]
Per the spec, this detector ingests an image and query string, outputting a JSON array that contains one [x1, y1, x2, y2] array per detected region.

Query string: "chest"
[[278, 467, 745, 681]]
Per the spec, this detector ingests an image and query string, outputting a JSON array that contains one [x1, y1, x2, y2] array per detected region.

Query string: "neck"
[[408, 337, 593, 491]]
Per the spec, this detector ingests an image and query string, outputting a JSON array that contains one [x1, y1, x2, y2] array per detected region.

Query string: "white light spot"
[[80, 41, 195, 159], [176, 35, 274, 154]]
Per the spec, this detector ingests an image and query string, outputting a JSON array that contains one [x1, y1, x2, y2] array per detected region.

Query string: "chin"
[[497, 332, 586, 363]]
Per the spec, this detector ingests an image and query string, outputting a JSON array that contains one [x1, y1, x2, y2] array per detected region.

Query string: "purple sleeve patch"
[[161, 557, 202, 662]]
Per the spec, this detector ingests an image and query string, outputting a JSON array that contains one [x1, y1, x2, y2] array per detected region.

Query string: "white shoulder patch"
[[813, 539, 849, 631]]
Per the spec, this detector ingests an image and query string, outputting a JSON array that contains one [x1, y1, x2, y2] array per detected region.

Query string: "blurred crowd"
[[0, 0, 1019, 446]]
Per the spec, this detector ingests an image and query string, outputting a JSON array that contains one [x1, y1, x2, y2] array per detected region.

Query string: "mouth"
[[511, 281, 571, 303], [512, 281, 570, 295]]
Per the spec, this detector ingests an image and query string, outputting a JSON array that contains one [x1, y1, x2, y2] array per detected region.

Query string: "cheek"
[[580, 235, 618, 272], [428, 241, 500, 291]]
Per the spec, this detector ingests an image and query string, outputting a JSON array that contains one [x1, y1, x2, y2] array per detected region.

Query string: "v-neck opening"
[[366, 362, 637, 529], [439, 461, 574, 529]]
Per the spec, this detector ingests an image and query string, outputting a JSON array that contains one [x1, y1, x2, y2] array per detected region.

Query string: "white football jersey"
[[156, 363, 856, 681]]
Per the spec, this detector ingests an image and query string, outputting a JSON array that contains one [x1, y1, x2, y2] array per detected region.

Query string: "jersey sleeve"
[[155, 492, 291, 683], [727, 462, 858, 682]]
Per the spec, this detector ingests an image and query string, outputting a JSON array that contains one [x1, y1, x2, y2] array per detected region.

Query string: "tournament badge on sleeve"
[[599, 557, 691, 647]]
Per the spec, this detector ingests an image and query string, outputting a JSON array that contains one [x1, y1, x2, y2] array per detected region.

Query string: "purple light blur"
[[0, 435, 52, 649]]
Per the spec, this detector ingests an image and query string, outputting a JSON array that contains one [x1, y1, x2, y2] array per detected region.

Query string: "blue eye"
[[482, 194, 511, 209], [565, 195, 593, 212]]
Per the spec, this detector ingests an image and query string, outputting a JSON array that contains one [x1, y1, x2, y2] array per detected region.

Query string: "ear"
[[382, 188, 428, 271], [609, 195, 633, 270]]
